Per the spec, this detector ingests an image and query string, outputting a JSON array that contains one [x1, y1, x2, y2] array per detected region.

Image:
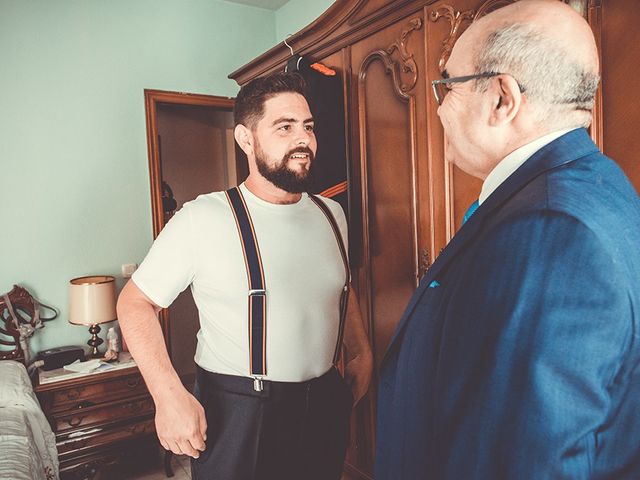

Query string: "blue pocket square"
[[428, 280, 440, 288]]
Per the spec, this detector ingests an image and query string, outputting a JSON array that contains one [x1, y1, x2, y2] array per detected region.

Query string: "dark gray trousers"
[[191, 366, 353, 480]]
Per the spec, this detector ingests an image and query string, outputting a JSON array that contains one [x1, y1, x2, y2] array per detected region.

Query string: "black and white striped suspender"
[[225, 187, 350, 391]]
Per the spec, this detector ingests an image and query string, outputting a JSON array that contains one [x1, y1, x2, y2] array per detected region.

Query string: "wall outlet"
[[121, 263, 138, 278]]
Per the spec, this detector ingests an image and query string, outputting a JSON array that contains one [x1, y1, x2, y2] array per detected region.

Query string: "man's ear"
[[234, 124, 254, 156], [489, 75, 522, 126]]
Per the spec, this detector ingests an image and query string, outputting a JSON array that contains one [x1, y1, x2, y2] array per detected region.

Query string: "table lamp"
[[69, 275, 117, 358]]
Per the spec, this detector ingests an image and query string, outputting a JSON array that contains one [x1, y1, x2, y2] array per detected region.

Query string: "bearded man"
[[118, 73, 372, 480]]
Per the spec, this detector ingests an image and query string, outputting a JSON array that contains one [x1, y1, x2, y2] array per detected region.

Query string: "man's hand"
[[117, 281, 207, 458], [345, 350, 373, 405], [155, 385, 208, 459]]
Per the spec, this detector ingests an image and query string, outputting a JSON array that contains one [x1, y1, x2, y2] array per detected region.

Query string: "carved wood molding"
[[429, 0, 518, 74], [430, 0, 589, 74], [429, 5, 474, 74], [386, 17, 423, 95], [350, 0, 417, 27], [358, 18, 423, 100]]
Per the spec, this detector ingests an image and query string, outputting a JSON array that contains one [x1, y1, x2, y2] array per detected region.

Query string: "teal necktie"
[[462, 199, 479, 225], [428, 200, 478, 287]]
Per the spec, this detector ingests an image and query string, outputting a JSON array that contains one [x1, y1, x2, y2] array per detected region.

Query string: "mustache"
[[286, 146, 315, 161]]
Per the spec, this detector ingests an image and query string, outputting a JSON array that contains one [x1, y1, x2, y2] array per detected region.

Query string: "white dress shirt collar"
[[478, 128, 577, 205]]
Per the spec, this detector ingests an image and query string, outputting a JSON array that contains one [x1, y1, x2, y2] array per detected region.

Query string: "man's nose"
[[294, 128, 312, 146]]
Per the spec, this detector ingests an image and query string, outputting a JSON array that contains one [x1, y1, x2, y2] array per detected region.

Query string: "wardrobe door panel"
[[351, 14, 426, 375], [342, 14, 429, 477]]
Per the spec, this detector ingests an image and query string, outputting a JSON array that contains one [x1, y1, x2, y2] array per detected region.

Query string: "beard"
[[255, 143, 316, 194]]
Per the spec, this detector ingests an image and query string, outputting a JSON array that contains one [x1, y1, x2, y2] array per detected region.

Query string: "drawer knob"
[[66, 389, 82, 400], [67, 415, 86, 427], [126, 378, 141, 388], [124, 401, 144, 413]]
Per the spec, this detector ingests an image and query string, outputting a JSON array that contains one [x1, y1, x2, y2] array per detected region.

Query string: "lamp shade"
[[69, 275, 117, 326]]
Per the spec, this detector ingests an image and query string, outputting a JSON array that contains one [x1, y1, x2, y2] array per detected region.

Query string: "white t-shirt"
[[132, 183, 348, 382]]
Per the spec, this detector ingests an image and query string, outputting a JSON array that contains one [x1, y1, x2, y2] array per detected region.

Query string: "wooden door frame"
[[143, 89, 236, 348]]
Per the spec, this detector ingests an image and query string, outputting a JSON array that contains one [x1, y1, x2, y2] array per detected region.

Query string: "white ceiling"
[[224, 0, 290, 10]]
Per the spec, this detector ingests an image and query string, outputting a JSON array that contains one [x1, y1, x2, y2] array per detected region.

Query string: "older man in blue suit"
[[376, 1, 640, 478]]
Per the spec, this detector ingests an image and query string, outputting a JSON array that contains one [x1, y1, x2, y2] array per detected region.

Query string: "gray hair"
[[474, 23, 600, 129]]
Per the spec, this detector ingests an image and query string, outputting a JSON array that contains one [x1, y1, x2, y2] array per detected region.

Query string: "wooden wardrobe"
[[229, 0, 640, 477]]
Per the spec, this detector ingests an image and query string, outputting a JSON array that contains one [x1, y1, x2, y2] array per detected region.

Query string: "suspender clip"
[[248, 289, 266, 297], [253, 376, 264, 392]]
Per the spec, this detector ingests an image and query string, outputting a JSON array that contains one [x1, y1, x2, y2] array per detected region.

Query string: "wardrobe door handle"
[[418, 248, 431, 277]]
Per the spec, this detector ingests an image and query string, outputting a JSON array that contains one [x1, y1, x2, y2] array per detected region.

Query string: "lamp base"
[[87, 323, 104, 358]]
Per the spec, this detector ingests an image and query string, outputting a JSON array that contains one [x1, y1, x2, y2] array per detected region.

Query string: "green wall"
[[0, 0, 278, 355], [275, 0, 335, 43]]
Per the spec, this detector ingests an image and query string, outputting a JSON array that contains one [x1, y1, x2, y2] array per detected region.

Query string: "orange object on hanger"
[[311, 62, 336, 76]]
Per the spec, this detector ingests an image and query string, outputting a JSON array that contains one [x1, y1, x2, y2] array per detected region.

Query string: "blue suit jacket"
[[375, 129, 640, 479]]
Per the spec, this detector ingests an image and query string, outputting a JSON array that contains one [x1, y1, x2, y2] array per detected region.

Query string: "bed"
[[1, 286, 60, 480]]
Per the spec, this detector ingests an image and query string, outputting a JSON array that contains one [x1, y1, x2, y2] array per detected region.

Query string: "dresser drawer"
[[57, 417, 156, 457], [50, 372, 148, 412], [53, 394, 155, 434]]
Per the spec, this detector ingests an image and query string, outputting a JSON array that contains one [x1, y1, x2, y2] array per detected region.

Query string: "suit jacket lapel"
[[381, 129, 599, 366]]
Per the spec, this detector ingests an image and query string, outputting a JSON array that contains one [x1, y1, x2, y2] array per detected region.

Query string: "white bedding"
[[0, 360, 59, 480]]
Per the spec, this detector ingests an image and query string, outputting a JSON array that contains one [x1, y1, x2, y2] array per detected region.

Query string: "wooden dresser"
[[34, 361, 157, 480]]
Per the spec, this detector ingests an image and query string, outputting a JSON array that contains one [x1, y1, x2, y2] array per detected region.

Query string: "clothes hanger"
[[283, 35, 303, 72], [283, 35, 335, 76], [283, 36, 294, 56]]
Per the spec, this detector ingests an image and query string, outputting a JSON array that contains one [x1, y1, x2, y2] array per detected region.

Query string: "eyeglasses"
[[431, 72, 525, 106]]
